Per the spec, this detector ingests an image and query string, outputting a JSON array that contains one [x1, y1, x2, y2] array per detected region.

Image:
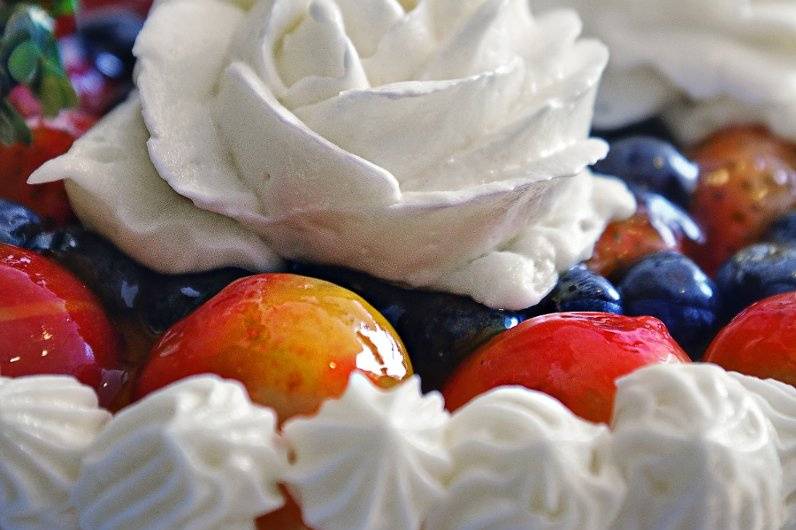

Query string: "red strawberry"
[[689, 126, 796, 275], [705, 291, 796, 387], [443, 312, 690, 424]]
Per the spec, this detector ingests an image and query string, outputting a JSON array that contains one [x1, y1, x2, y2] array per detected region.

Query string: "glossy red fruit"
[[135, 273, 413, 423], [0, 112, 95, 226], [690, 126, 796, 274], [705, 291, 796, 387], [443, 312, 690, 423], [0, 244, 123, 407]]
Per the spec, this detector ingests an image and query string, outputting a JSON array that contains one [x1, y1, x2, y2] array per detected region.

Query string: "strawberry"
[[705, 291, 796, 387], [689, 126, 796, 275]]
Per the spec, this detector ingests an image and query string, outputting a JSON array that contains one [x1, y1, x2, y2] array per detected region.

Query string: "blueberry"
[[78, 11, 144, 81], [715, 243, 796, 321], [538, 265, 622, 314], [638, 191, 705, 248], [0, 199, 42, 248], [619, 251, 719, 358], [289, 262, 524, 391], [764, 211, 796, 245], [140, 268, 253, 333], [593, 136, 699, 206], [34, 227, 148, 315]]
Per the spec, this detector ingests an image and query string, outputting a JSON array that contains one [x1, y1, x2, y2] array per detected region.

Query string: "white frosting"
[[426, 387, 625, 530], [531, 0, 796, 141], [282, 373, 451, 530], [610, 364, 784, 530], [30, 0, 634, 310], [731, 373, 796, 530], [72, 376, 287, 530], [0, 376, 110, 530]]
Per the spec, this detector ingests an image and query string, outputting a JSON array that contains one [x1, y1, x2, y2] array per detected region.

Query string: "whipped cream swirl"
[[610, 364, 784, 530], [0, 376, 110, 530], [426, 387, 624, 530], [31, 0, 634, 310], [72, 376, 287, 530], [282, 374, 451, 530], [532, 0, 796, 142]]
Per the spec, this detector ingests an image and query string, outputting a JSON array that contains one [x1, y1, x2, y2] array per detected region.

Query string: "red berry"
[[705, 291, 796, 387], [443, 312, 690, 423], [0, 244, 123, 407], [135, 273, 412, 423], [690, 126, 796, 274]]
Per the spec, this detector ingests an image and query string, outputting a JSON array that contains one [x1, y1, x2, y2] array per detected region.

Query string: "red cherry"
[[689, 126, 796, 274], [0, 244, 124, 407], [705, 291, 796, 387], [135, 273, 412, 423], [443, 312, 690, 423]]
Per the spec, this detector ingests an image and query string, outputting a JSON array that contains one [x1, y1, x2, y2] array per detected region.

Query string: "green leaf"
[[8, 40, 40, 84], [0, 99, 31, 145], [38, 66, 77, 115]]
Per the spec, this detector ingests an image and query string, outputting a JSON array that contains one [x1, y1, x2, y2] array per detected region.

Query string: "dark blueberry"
[[34, 226, 148, 315], [78, 11, 144, 81], [764, 211, 796, 245], [619, 251, 719, 358], [592, 136, 699, 206], [538, 265, 622, 315], [289, 262, 524, 392], [638, 191, 705, 248], [715, 243, 796, 322], [0, 199, 42, 248], [140, 268, 253, 333]]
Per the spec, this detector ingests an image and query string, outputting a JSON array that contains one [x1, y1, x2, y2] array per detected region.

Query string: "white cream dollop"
[[426, 387, 625, 530], [610, 364, 784, 530], [282, 373, 451, 530], [532, 0, 796, 142], [30, 0, 634, 310], [0, 376, 110, 530], [72, 376, 287, 530]]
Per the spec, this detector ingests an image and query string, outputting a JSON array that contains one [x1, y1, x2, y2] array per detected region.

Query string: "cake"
[[1, 0, 796, 529]]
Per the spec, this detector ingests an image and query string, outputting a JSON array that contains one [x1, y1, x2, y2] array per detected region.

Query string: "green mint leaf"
[[8, 40, 40, 84], [0, 99, 31, 145]]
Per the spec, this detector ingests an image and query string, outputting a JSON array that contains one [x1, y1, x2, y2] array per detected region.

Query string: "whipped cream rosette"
[[72, 376, 287, 530], [282, 373, 451, 530], [0, 376, 110, 530], [426, 387, 624, 530], [610, 364, 784, 530], [532, 0, 796, 142], [30, 0, 634, 310]]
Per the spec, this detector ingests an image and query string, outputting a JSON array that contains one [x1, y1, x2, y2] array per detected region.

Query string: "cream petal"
[[331, 0, 405, 58], [28, 97, 282, 274], [134, 0, 263, 218], [215, 62, 400, 216]]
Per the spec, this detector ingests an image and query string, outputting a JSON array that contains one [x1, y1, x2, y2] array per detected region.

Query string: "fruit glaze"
[[1, 1, 796, 530]]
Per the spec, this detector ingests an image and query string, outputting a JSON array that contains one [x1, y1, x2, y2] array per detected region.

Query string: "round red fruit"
[[0, 243, 123, 407], [705, 291, 796, 387], [135, 273, 412, 423], [443, 312, 690, 423]]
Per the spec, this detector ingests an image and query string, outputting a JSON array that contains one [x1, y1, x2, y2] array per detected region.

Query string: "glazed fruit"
[[78, 10, 144, 82], [135, 273, 412, 422], [587, 191, 703, 278], [705, 291, 796, 387], [289, 262, 523, 392], [690, 126, 796, 274], [0, 199, 42, 248], [533, 265, 622, 315], [619, 251, 719, 358], [715, 243, 796, 321], [443, 312, 690, 423], [0, 243, 123, 407], [764, 211, 796, 245], [593, 136, 698, 205]]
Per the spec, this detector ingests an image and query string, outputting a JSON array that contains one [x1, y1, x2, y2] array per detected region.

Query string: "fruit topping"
[[135, 273, 412, 423], [764, 211, 796, 245], [619, 251, 719, 358], [532, 264, 623, 315], [705, 291, 796, 387], [690, 126, 796, 274], [715, 243, 796, 322], [0, 243, 123, 407], [593, 135, 698, 205], [0, 198, 42, 247], [443, 312, 690, 423], [78, 10, 143, 82]]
